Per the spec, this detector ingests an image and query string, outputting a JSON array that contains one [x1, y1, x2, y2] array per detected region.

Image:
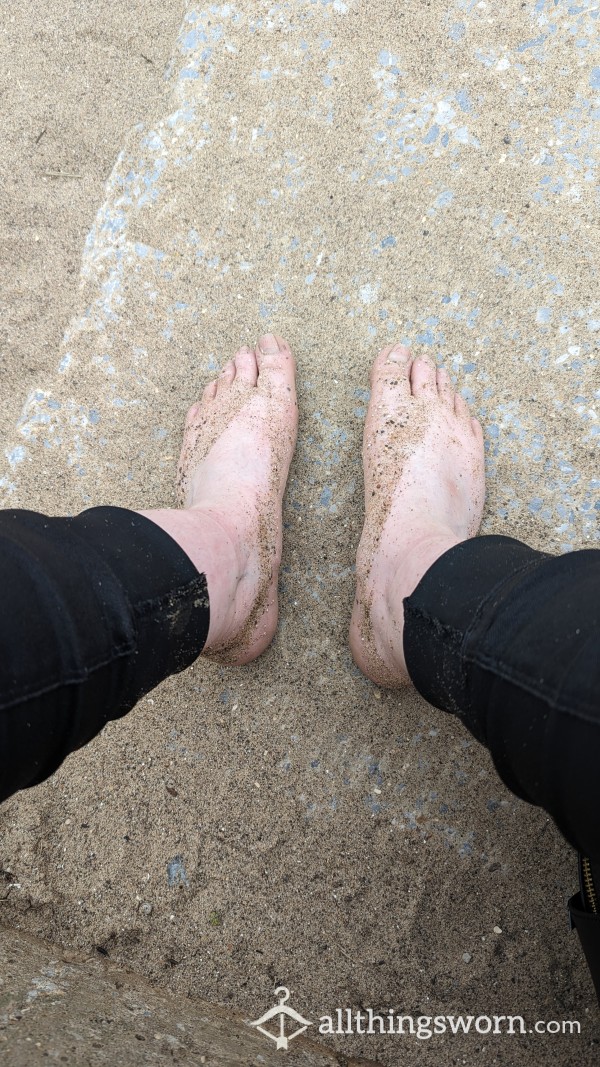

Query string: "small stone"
[[462, 952, 472, 963], [493, 925, 502, 934], [140, 902, 153, 916]]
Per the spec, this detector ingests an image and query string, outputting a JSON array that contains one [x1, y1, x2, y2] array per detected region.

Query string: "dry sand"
[[1, 1, 599, 1064]]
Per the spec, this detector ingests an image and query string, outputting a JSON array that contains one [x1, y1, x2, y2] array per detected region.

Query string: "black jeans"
[[404, 535, 600, 862], [0, 507, 209, 802], [0, 511, 598, 988], [403, 534, 600, 995]]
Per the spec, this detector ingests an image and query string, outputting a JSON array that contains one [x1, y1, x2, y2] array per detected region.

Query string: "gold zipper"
[[582, 856, 598, 914]]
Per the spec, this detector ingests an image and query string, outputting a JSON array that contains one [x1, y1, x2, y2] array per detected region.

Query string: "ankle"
[[369, 525, 461, 683], [138, 506, 244, 651], [385, 524, 461, 609], [185, 505, 256, 650]]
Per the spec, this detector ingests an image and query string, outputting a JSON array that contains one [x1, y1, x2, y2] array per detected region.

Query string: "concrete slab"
[[0, 927, 375, 1065]]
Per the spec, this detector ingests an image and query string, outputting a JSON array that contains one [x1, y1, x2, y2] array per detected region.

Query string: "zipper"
[[580, 855, 598, 914]]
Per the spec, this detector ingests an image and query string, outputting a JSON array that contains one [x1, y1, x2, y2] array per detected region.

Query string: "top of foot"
[[177, 334, 298, 665], [350, 344, 485, 688]]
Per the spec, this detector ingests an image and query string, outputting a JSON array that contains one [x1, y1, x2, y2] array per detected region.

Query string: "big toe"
[[366, 344, 413, 424], [256, 333, 296, 398], [370, 343, 413, 390]]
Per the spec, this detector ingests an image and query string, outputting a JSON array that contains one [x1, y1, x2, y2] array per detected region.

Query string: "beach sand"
[[0, 1, 598, 1063]]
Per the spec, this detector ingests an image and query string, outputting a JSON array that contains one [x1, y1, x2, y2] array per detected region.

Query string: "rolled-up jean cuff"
[[402, 535, 550, 738], [70, 506, 210, 691]]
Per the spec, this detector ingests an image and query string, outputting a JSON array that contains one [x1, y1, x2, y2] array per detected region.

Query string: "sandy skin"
[[143, 337, 484, 682], [349, 343, 486, 687], [139, 333, 298, 664]]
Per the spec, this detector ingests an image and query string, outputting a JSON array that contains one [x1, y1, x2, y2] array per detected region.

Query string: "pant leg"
[[402, 535, 600, 860], [403, 535, 600, 994], [0, 506, 209, 802]]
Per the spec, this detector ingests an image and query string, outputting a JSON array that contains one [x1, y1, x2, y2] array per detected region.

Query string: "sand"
[[0, 1, 599, 1064]]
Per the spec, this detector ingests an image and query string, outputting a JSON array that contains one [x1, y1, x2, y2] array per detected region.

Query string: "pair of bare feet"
[[141, 333, 485, 687]]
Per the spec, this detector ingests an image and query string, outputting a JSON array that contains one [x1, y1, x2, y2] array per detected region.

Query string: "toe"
[[233, 345, 258, 386], [370, 344, 413, 393], [436, 367, 454, 407], [410, 355, 437, 397], [454, 392, 470, 419], [217, 359, 236, 390], [185, 401, 201, 427], [471, 416, 484, 440], [365, 344, 413, 442], [202, 381, 217, 403], [256, 333, 296, 396]]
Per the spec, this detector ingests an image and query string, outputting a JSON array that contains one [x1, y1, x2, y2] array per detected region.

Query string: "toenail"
[[259, 333, 280, 353], [390, 345, 410, 361]]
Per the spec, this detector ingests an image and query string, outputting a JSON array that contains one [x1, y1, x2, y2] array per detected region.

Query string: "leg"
[[0, 335, 297, 802], [350, 343, 600, 857], [351, 344, 600, 993]]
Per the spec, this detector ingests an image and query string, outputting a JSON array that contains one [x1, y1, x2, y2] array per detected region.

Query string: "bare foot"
[[350, 344, 485, 687], [141, 334, 297, 665]]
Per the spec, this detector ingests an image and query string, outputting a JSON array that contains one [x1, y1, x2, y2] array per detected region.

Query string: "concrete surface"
[[0, 1, 599, 1064], [0, 926, 375, 1065]]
